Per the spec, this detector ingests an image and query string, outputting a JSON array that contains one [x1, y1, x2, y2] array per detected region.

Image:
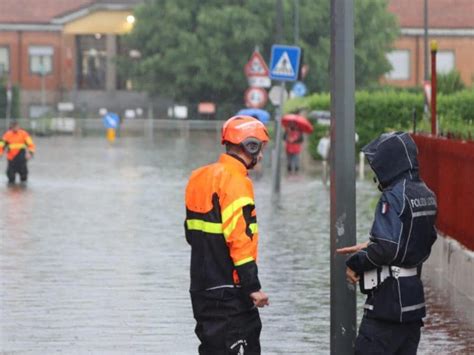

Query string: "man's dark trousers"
[[7, 150, 28, 183], [355, 317, 422, 355], [191, 288, 262, 355]]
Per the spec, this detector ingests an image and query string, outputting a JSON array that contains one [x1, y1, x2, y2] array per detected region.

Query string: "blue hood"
[[362, 132, 419, 187]]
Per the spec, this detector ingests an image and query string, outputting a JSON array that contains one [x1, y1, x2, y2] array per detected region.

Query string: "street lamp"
[[127, 15, 135, 25], [36, 60, 47, 117]]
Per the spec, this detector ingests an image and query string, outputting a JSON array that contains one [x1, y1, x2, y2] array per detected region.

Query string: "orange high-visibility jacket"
[[185, 153, 261, 294], [0, 129, 35, 161]]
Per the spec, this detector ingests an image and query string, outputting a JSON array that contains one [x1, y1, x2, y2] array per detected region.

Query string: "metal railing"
[[0, 118, 224, 137], [413, 134, 474, 250]]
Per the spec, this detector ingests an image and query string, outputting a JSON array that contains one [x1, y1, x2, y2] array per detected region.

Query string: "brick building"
[[0, 0, 146, 118], [384, 0, 474, 87]]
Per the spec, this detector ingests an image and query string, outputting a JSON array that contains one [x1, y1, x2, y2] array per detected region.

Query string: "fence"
[[413, 134, 474, 250], [0, 118, 224, 137]]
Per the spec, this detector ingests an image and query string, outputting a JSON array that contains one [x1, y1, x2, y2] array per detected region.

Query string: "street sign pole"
[[330, 0, 356, 354], [271, 81, 286, 195], [268, 44, 302, 196], [6, 78, 12, 129]]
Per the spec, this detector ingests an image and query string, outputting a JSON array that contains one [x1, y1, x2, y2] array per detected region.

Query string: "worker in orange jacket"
[[185, 116, 270, 354], [0, 121, 35, 184]]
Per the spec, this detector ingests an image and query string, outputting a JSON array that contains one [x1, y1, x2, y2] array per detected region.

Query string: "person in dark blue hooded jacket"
[[337, 132, 437, 354]]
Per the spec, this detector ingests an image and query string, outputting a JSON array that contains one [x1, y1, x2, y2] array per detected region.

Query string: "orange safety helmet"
[[221, 115, 269, 145]]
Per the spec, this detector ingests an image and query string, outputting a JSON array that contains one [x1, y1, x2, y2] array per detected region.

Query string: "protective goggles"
[[241, 138, 263, 156]]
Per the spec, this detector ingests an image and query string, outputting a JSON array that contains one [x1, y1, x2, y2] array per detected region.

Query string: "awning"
[[63, 10, 134, 35]]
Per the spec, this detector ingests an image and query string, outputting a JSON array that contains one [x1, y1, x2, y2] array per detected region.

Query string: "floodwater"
[[0, 130, 472, 354]]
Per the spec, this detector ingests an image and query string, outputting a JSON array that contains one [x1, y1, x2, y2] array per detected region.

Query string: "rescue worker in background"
[[284, 121, 303, 173], [0, 121, 35, 184], [184, 116, 270, 354], [337, 132, 437, 354]]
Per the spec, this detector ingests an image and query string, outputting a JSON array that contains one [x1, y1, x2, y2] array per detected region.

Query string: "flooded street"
[[1, 130, 472, 354]]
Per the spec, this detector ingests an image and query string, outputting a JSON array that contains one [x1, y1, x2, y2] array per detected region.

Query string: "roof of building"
[[0, 0, 140, 24], [388, 0, 474, 29], [1, 0, 472, 29]]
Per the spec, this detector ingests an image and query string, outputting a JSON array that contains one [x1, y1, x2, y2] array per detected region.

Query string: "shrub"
[[437, 70, 465, 95]]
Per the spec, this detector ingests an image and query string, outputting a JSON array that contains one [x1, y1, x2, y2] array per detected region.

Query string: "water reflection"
[[0, 132, 471, 354]]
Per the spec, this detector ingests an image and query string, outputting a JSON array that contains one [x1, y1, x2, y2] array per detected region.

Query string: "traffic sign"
[[291, 81, 307, 97], [244, 51, 269, 77], [269, 45, 302, 81], [103, 112, 120, 129], [268, 85, 288, 106], [248, 76, 271, 88], [244, 87, 268, 109]]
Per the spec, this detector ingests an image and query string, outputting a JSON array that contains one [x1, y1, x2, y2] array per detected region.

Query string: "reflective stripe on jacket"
[[185, 153, 261, 295], [0, 129, 35, 161]]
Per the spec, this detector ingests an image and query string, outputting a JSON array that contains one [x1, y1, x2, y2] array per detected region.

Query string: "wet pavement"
[[1, 131, 473, 354]]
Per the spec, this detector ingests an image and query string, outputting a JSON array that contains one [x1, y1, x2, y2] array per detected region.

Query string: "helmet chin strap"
[[240, 140, 262, 169], [246, 153, 258, 169], [227, 152, 258, 170]]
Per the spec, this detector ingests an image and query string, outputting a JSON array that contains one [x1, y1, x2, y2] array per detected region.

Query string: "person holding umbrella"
[[282, 113, 313, 173]]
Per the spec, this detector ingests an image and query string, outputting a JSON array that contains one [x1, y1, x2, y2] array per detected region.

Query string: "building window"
[[0, 47, 10, 75], [76, 35, 107, 90], [437, 51, 455, 74], [29, 46, 54, 75], [385, 50, 410, 80]]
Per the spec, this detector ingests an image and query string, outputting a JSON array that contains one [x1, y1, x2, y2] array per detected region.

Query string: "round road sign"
[[244, 87, 268, 109], [268, 85, 288, 106]]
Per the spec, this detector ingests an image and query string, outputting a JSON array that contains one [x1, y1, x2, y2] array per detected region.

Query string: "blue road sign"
[[103, 112, 120, 129], [291, 81, 307, 97], [269, 45, 302, 81]]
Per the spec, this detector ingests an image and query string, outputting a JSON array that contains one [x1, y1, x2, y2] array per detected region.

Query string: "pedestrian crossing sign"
[[269, 45, 302, 81]]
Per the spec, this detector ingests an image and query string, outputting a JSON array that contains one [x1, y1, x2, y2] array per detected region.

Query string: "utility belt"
[[362, 265, 418, 292]]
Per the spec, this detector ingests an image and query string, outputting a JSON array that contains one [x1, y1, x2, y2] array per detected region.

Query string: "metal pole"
[[6, 79, 12, 128], [430, 41, 437, 136], [272, 82, 285, 195], [423, 0, 429, 115], [330, 0, 356, 353], [271, 0, 284, 196], [275, 0, 284, 43], [40, 59, 46, 111], [294, 0, 300, 43], [413, 107, 417, 134], [424, 0, 429, 82]]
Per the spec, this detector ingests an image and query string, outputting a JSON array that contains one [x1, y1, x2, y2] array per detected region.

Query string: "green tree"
[[354, 0, 399, 88], [120, 0, 398, 103]]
